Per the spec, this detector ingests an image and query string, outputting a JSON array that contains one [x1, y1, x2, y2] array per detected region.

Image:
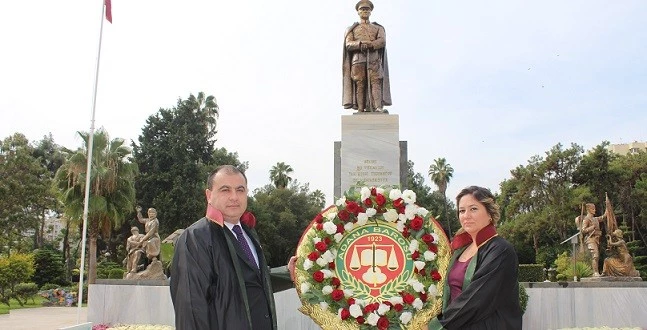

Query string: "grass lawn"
[[0, 296, 48, 315]]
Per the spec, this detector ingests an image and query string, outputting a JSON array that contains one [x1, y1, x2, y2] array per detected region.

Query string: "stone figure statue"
[[123, 206, 166, 280], [136, 206, 161, 262], [342, 0, 392, 113], [602, 229, 640, 277], [123, 227, 144, 275], [577, 203, 606, 276]]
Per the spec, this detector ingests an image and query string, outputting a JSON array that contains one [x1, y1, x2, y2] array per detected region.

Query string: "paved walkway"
[[0, 307, 87, 330]]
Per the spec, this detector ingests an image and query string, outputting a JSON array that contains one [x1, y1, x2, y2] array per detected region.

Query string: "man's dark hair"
[[207, 165, 248, 189]]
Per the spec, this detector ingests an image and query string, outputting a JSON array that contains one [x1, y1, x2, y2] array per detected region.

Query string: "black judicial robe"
[[428, 236, 522, 330], [170, 218, 277, 330]]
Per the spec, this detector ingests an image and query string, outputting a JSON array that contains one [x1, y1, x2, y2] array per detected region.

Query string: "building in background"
[[606, 141, 647, 156]]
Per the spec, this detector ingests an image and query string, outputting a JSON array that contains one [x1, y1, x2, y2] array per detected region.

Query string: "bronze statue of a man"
[[342, 0, 392, 113], [579, 203, 606, 276]]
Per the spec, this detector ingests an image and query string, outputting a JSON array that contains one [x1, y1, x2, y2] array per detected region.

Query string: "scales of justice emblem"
[[336, 223, 413, 302]]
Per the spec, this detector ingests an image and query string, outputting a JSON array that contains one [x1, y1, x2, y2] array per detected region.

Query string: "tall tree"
[[53, 129, 137, 283], [269, 162, 294, 189], [0, 133, 46, 255], [428, 158, 454, 238], [133, 92, 221, 235]]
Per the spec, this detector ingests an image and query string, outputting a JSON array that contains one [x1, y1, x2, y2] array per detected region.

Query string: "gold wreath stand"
[[294, 207, 452, 330]]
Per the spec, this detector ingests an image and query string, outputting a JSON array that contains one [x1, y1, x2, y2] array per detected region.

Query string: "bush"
[[519, 283, 529, 314], [518, 264, 544, 282], [70, 283, 88, 303], [108, 269, 125, 279], [554, 251, 593, 281], [0, 253, 35, 306], [13, 282, 39, 305], [32, 248, 66, 287]]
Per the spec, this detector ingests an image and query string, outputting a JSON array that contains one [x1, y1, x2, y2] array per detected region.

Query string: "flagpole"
[[77, 0, 107, 323]]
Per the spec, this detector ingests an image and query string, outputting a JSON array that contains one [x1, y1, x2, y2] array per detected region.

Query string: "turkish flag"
[[105, 0, 112, 23]]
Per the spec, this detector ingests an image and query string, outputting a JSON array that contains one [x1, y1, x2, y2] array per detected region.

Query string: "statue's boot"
[[370, 79, 383, 112], [356, 81, 366, 112]]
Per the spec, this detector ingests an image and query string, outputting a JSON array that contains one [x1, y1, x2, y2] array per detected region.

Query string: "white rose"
[[316, 257, 328, 267], [411, 278, 425, 292], [405, 204, 417, 220], [326, 212, 337, 221], [367, 313, 380, 326], [303, 259, 313, 270], [414, 261, 426, 271], [432, 233, 439, 242], [349, 304, 363, 318], [428, 283, 438, 297], [377, 303, 391, 315], [399, 213, 407, 222], [321, 269, 333, 278], [383, 209, 399, 222], [320, 301, 329, 310], [402, 189, 416, 204], [323, 221, 338, 235], [376, 187, 385, 195], [424, 250, 437, 261], [417, 207, 429, 217], [322, 250, 335, 263], [412, 298, 423, 310], [335, 196, 346, 206], [366, 207, 377, 217], [409, 240, 419, 253], [343, 288, 354, 298], [396, 220, 406, 232], [300, 282, 311, 293], [344, 222, 355, 231], [321, 285, 333, 295], [388, 296, 403, 305], [334, 233, 343, 243], [360, 187, 371, 201], [312, 237, 321, 244], [399, 311, 413, 325], [389, 189, 402, 200], [356, 213, 368, 226]]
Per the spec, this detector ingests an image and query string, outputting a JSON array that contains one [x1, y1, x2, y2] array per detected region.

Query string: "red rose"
[[331, 277, 341, 287], [393, 303, 403, 312], [431, 269, 442, 281], [383, 301, 392, 307], [316, 223, 323, 230], [419, 269, 426, 276], [402, 293, 415, 305], [307, 251, 320, 261], [338, 209, 350, 221], [336, 223, 345, 234], [377, 316, 390, 330], [363, 198, 373, 207], [328, 262, 335, 270], [410, 216, 423, 231], [363, 304, 377, 313], [340, 308, 351, 320], [314, 213, 323, 223], [422, 233, 434, 244], [346, 201, 360, 215], [315, 241, 328, 252], [393, 198, 404, 208], [323, 237, 331, 245], [356, 316, 365, 324], [420, 292, 428, 302], [347, 298, 356, 306], [375, 194, 386, 206], [411, 251, 420, 260], [313, 271, 325, 283], [397, 205, 406, 214], [331, 289, 345, 301], [371, 187, 377, 196], [240, 211, 256, 228], [429, 244, 438, 253], [402, 227, 410, 238]]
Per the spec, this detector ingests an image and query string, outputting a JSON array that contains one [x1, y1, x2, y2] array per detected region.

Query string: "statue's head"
[[586, 203, 596, 214], [613, 229, 623, 237], [131, 227, 139, 234], [356, 0, 373, 18], [148, 208, 157, 218]]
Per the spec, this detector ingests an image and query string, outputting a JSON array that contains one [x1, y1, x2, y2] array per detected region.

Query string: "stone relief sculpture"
[[342, 0, 392, 113], [123, 206, 166, 280]]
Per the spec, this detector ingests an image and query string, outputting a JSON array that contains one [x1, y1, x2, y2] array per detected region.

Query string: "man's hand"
[[360, 42, 369, 51], [288, 256, 297, 282]]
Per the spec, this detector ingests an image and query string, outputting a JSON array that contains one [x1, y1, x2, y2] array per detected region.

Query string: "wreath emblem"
[[294, 187, 451, 329]]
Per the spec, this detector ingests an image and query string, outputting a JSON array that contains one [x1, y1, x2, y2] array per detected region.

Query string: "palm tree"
[[53, 129, 137, 284], [429, 158, 454, 238], [269, 162, 294, 189], [185, 92, 219, 134]]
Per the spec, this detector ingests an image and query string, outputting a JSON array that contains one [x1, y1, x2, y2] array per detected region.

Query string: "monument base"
[[580, 275, 643, 282]]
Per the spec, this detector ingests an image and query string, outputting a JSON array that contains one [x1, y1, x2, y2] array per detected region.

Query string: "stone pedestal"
[[334, 113, 407, 198]]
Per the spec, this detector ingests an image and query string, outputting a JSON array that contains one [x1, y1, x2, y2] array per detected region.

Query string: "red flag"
[[105, 0, 112, 23]]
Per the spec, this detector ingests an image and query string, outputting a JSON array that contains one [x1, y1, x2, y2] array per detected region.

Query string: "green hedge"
[[518, 264, 544, 282]]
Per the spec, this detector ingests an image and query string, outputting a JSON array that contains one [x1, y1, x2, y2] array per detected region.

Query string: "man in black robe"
[[170, 165, 277, 329]]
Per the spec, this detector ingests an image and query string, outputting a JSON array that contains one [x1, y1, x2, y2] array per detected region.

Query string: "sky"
[[1, 1, 646, 207]]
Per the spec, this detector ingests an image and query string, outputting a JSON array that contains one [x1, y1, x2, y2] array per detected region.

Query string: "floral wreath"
[[295, 187, 449, 330]]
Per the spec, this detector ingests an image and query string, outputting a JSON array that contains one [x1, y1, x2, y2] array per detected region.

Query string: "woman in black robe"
[[428, 186, 522, 330]]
